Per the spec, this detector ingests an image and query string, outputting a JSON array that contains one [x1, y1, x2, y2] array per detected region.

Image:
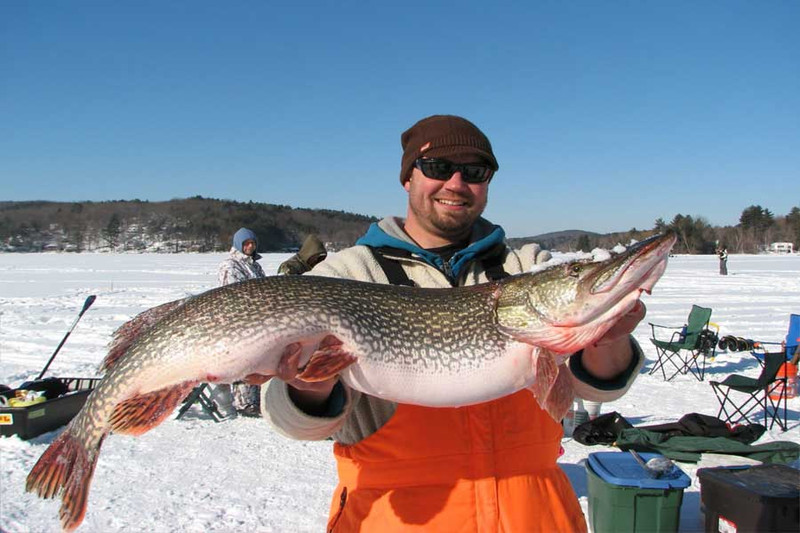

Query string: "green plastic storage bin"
[[586, 451, 691, 533]]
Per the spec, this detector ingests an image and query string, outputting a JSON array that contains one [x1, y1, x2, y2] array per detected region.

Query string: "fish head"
[[495, 232, 677, 352]]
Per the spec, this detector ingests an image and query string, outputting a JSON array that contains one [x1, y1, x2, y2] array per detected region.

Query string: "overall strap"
[[369, 244, 510, 286], [369, 247, 416, 287], [480, 243, 511, 281]]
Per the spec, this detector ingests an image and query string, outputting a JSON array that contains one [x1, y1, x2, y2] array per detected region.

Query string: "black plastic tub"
[[0, 377, 100, 440]]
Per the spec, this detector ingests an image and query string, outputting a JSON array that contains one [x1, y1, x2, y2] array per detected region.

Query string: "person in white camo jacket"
[[218, 227, 266, 285], [215, 227, 266, 416]]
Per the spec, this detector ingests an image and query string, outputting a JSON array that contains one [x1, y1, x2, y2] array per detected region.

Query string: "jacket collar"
[[356, 217, 506, 279]]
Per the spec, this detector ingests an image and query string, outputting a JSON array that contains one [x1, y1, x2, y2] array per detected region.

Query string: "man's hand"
[[276, 342, 339, 411], [246, 342, 340, 413], [580, 300, 646, 380]]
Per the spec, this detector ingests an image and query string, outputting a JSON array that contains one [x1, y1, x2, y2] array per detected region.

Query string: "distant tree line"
[[510, 204, 800, 254], [1, 199, 797, 255], [0, 197, 378, 253]]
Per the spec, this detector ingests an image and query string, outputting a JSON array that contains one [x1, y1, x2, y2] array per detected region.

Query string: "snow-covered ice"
[[1, 251, 798, 532]]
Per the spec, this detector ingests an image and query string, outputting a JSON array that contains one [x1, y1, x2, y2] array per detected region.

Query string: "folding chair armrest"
[[648, 323, 678, 330]]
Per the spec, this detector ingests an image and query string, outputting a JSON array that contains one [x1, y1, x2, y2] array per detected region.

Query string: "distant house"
[[770, 242, 794, 254]]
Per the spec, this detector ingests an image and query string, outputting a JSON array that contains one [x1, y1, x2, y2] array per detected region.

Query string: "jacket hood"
[[233, 227, 258, 253]]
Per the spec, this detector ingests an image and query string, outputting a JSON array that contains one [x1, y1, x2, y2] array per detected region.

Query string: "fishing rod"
[[36, 294, 97, 380]]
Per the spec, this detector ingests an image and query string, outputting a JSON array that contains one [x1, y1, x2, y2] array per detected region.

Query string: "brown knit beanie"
[[399, 115, 499, 185]]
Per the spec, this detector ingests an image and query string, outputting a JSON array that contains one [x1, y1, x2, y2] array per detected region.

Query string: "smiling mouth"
[[435, 198, 468, 207]]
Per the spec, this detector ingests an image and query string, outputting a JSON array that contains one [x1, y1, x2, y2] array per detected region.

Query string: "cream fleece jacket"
[[262, 217, 644, 444]]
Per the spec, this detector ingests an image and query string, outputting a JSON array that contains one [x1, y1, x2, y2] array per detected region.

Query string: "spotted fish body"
[[26, 232, 676, 531]]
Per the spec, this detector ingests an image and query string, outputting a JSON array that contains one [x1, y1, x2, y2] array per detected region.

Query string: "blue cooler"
[[586, 451, 691, 533]]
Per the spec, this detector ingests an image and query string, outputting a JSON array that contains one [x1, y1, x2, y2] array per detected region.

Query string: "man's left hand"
[[580, 300, 646, 380]]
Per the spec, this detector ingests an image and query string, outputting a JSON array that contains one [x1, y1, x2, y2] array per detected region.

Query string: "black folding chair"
[[175, 384, 227, 422], [649, 304, 718, 381], [710, 351, 788, 431]]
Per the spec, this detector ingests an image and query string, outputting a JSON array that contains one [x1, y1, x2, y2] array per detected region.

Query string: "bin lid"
[[697, 464, 800, 499], [587, 451, 691, 489]]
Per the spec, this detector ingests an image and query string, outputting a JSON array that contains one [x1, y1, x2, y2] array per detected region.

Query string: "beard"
[[408, 194, 486, 242]]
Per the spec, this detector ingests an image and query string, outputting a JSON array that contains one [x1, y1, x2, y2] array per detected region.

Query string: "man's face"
[[403, 163, 489, 246], [242, 239, 256, 256]]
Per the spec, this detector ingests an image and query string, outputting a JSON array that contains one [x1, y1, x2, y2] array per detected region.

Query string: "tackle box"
[[697, 464, 799, 533], [586, 451, 691, 533], [0, 377, 100, 440]]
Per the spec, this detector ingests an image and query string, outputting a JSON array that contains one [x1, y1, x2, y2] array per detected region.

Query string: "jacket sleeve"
[[566, 338, 645, 402], [218, 258, 250, 286], [262, 380, 352, 441]]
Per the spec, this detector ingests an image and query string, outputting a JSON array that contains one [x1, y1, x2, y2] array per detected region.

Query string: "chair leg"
[[176, 384, 227, 422], [686, 352, 706, 381], [712, 383, 762, 427], [652, 349, 688, 381], [765, 379, 789, 431]]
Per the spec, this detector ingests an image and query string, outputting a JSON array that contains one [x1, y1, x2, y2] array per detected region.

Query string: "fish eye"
[[567, 264, 582, 278]]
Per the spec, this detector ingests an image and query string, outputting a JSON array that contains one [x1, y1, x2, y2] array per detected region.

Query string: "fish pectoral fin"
[[109, 382, 197, 436], [525, 350, 576, 423], [535, 363, 575, 422], [296, 335, 357, 382]]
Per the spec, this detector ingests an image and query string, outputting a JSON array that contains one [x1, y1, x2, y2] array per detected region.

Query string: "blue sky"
[[1, 1, 798, 237]]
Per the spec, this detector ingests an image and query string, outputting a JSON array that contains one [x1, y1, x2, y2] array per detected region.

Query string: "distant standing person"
[[216, 227, 266, 416], [218, 227, 267, 285], [718, 247, 728, 275]]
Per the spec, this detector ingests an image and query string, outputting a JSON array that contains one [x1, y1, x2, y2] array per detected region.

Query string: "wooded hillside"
[[0, 197, 377, 252], [1, 198, 797, 254]]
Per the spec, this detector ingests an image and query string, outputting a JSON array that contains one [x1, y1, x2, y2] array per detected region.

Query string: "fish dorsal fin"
[[110, 383, 196, 436], [102, 297, 191, 372]]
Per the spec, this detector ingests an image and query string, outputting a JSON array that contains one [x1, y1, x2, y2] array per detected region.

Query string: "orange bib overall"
[[327, 390, 587, 532]]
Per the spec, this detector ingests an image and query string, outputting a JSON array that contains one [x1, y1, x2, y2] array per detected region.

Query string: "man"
[[217, 227, 266, 416], [263, 115, 646, 531], [718, 247, 728, 275]]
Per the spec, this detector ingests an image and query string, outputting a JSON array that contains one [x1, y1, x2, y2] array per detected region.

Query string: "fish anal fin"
[[26, 429, 104, 532], [110, 382, 197, 436], [296, 335, 356, 382]]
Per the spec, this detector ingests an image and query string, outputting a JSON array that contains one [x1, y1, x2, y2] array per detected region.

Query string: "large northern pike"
[[26, 232, 676, 531]]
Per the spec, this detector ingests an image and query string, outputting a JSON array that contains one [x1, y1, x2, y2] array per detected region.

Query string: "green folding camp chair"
[[649, 305, 718, 381], [710, 351, 788, 431]]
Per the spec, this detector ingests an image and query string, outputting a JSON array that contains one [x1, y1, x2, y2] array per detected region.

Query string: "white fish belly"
[[341, 341, 537, 407]]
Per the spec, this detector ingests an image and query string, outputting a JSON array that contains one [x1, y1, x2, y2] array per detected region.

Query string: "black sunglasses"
[[414, 158, 494, 184]]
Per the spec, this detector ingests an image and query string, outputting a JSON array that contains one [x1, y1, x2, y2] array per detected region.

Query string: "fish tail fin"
[[110, 382, 197, 435], [26, 427, 106, 532], [102, 297, 191, 371]]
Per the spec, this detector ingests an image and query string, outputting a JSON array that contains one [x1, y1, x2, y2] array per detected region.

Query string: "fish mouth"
[[589, 232, 676, 296], [550, 232, 676, 328]]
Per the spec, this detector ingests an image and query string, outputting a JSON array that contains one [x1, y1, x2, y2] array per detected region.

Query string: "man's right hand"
[[275, 341, 339, 413]]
